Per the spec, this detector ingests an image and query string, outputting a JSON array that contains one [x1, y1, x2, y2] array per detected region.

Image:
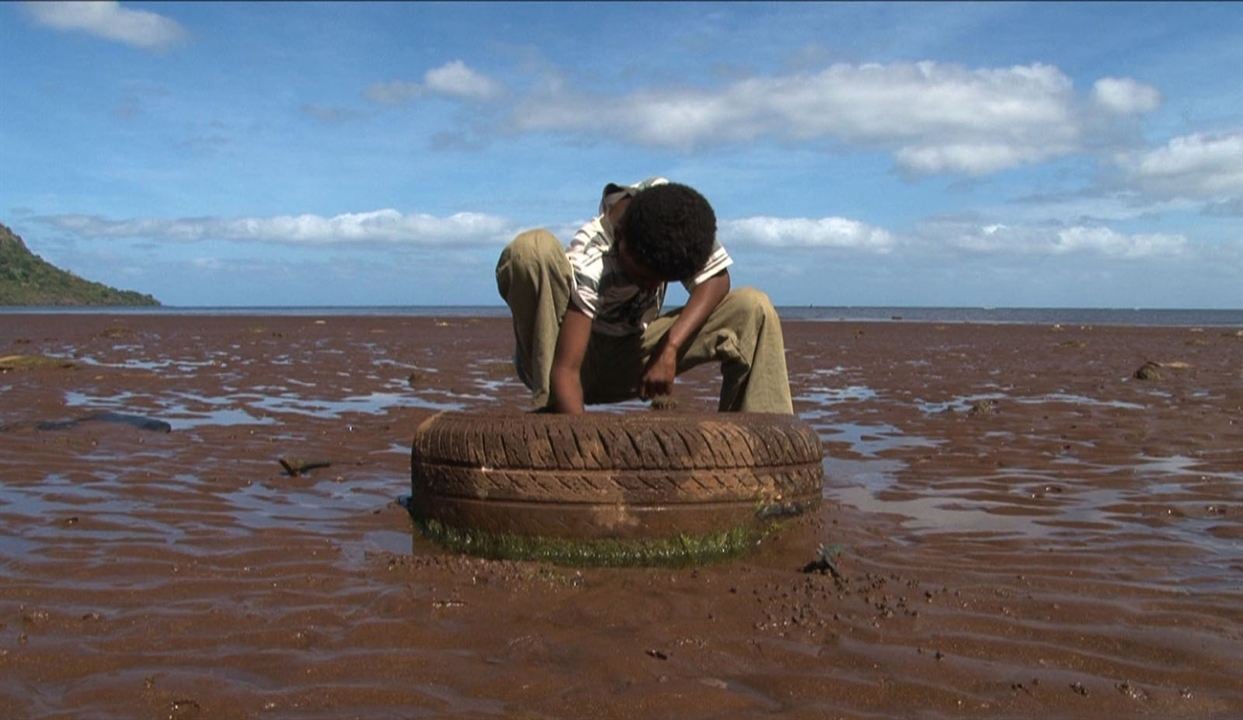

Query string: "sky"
[[1, 1, 1240, 308]]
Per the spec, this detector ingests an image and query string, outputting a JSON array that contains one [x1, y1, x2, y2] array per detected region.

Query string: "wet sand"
[[1, 314, 1240, 719]]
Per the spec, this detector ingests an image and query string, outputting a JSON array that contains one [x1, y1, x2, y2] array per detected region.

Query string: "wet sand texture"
[[1, 315, 1240, 718]]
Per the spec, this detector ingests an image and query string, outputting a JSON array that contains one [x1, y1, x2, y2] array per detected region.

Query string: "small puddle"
[[248, 391, 464, 418], [917, 392, 1006, 414], [821, 456, 905, 494], [815, 421, 939, 457], [917, 392, 1144, 414], [1025, 393, 1145, 410], [827, 485, 1061, 536], [799, 387, 881, 424], [68, 355, 218, 373], [223, 479, 379, 531], [0, 475, 189, 547], [66, 390, 275, 430], [1134, 454, 1243, 482], [64, 387, 464, 428]]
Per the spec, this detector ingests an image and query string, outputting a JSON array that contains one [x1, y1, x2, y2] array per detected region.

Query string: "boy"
[[496, 177, 792, 415]]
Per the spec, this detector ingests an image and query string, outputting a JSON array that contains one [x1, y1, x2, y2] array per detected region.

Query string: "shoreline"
[[1, 304, 1240, 328]]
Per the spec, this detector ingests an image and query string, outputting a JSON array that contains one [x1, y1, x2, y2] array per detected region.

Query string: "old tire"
[[409, 410, 824, 565]]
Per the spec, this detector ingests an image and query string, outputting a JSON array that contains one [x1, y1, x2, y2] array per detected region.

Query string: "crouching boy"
[[496, 177, 792, 415]]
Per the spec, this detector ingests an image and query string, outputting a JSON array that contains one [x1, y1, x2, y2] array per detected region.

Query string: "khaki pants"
[[496, 229, 794, 413]]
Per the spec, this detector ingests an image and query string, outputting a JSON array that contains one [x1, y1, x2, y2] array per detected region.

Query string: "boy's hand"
[[638, 270, 730, 405], [640, 343, 678, 401]]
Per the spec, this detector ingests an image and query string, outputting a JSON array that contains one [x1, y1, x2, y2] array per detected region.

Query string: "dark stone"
[[278, 457, 332, 477], [36, 412, 171, 433]]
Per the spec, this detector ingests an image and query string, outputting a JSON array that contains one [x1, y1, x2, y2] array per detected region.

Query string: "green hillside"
[[0, 222, 160, 306]]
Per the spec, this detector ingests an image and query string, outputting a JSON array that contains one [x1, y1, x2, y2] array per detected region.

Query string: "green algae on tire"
[[412, 517, 771, 567]]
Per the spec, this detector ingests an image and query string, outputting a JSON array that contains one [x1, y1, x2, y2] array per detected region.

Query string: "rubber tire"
[[409, 410, 823, 545]]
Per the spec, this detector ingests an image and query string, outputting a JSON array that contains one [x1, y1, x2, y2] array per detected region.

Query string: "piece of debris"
[[1134, 361, 1162, 380], [0, 354, 75, 371], [645, 649, 669, 660], [968, 399, 996, 416], [650, 394, 678, 411], [1115, 680, 1150, 700], [801, 543, 845, 580], [1070, 682, 1089, 696], [97, 326, 134, 340], [169, 699, 201, 718], [278, 457, 332, 477], [36, 412, 171, 433]]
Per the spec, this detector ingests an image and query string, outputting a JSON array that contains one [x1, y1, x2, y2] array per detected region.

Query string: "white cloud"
[[895, 143, 1050, 176], [24, 1, 184, 50], [1092, 77, 1161, 114], [367, 61, 500, 105], [424, 60, 500, 101], [511, 61, 1152, 175], [919, 219, 1187, 259], [36, 210, 515, 247], [1051, 226, 1187, 258], [722, 217, 895, 252], [1119, 131, 1243, 205], [34, 210, 1197, 265]]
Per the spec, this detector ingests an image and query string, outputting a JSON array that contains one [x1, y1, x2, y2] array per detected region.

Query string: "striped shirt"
[[567, 177, 732, 337]]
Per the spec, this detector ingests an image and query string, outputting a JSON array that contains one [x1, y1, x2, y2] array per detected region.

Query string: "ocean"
[[2, 305, 1241, 326]]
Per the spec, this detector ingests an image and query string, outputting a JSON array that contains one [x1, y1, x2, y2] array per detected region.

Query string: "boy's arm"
[[640, 269, 730, 400], [549, 304, 593, 414]]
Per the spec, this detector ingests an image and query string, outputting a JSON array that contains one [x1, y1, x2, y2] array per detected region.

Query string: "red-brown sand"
[[1, 314, 1240, 719]]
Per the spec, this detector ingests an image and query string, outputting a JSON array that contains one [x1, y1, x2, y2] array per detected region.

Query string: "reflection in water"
[[917, 391, 1145, 414], [224, 478, 374, 531], [64, 387, 463, 428], [796, 385, 878, 405], [816, 421, 938, 457]]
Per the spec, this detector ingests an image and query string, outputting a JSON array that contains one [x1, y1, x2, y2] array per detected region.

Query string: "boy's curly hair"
[[622, 183, 716, 281]]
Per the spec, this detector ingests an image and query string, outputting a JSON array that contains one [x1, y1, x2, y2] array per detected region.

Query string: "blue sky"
[[1, 2, 1240, 308]]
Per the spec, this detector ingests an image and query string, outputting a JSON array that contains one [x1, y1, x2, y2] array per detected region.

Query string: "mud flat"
[[0, 313, 1240, 718]]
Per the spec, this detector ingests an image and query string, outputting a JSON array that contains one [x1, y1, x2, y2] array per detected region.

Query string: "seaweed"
[[409, 516, 774, 567]]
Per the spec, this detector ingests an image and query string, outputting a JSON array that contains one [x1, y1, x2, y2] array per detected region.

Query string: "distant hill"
[[0, 222, 160, 306]]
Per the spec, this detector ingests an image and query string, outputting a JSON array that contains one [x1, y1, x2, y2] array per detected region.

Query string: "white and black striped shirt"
[[567, 177, 732, 337]]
